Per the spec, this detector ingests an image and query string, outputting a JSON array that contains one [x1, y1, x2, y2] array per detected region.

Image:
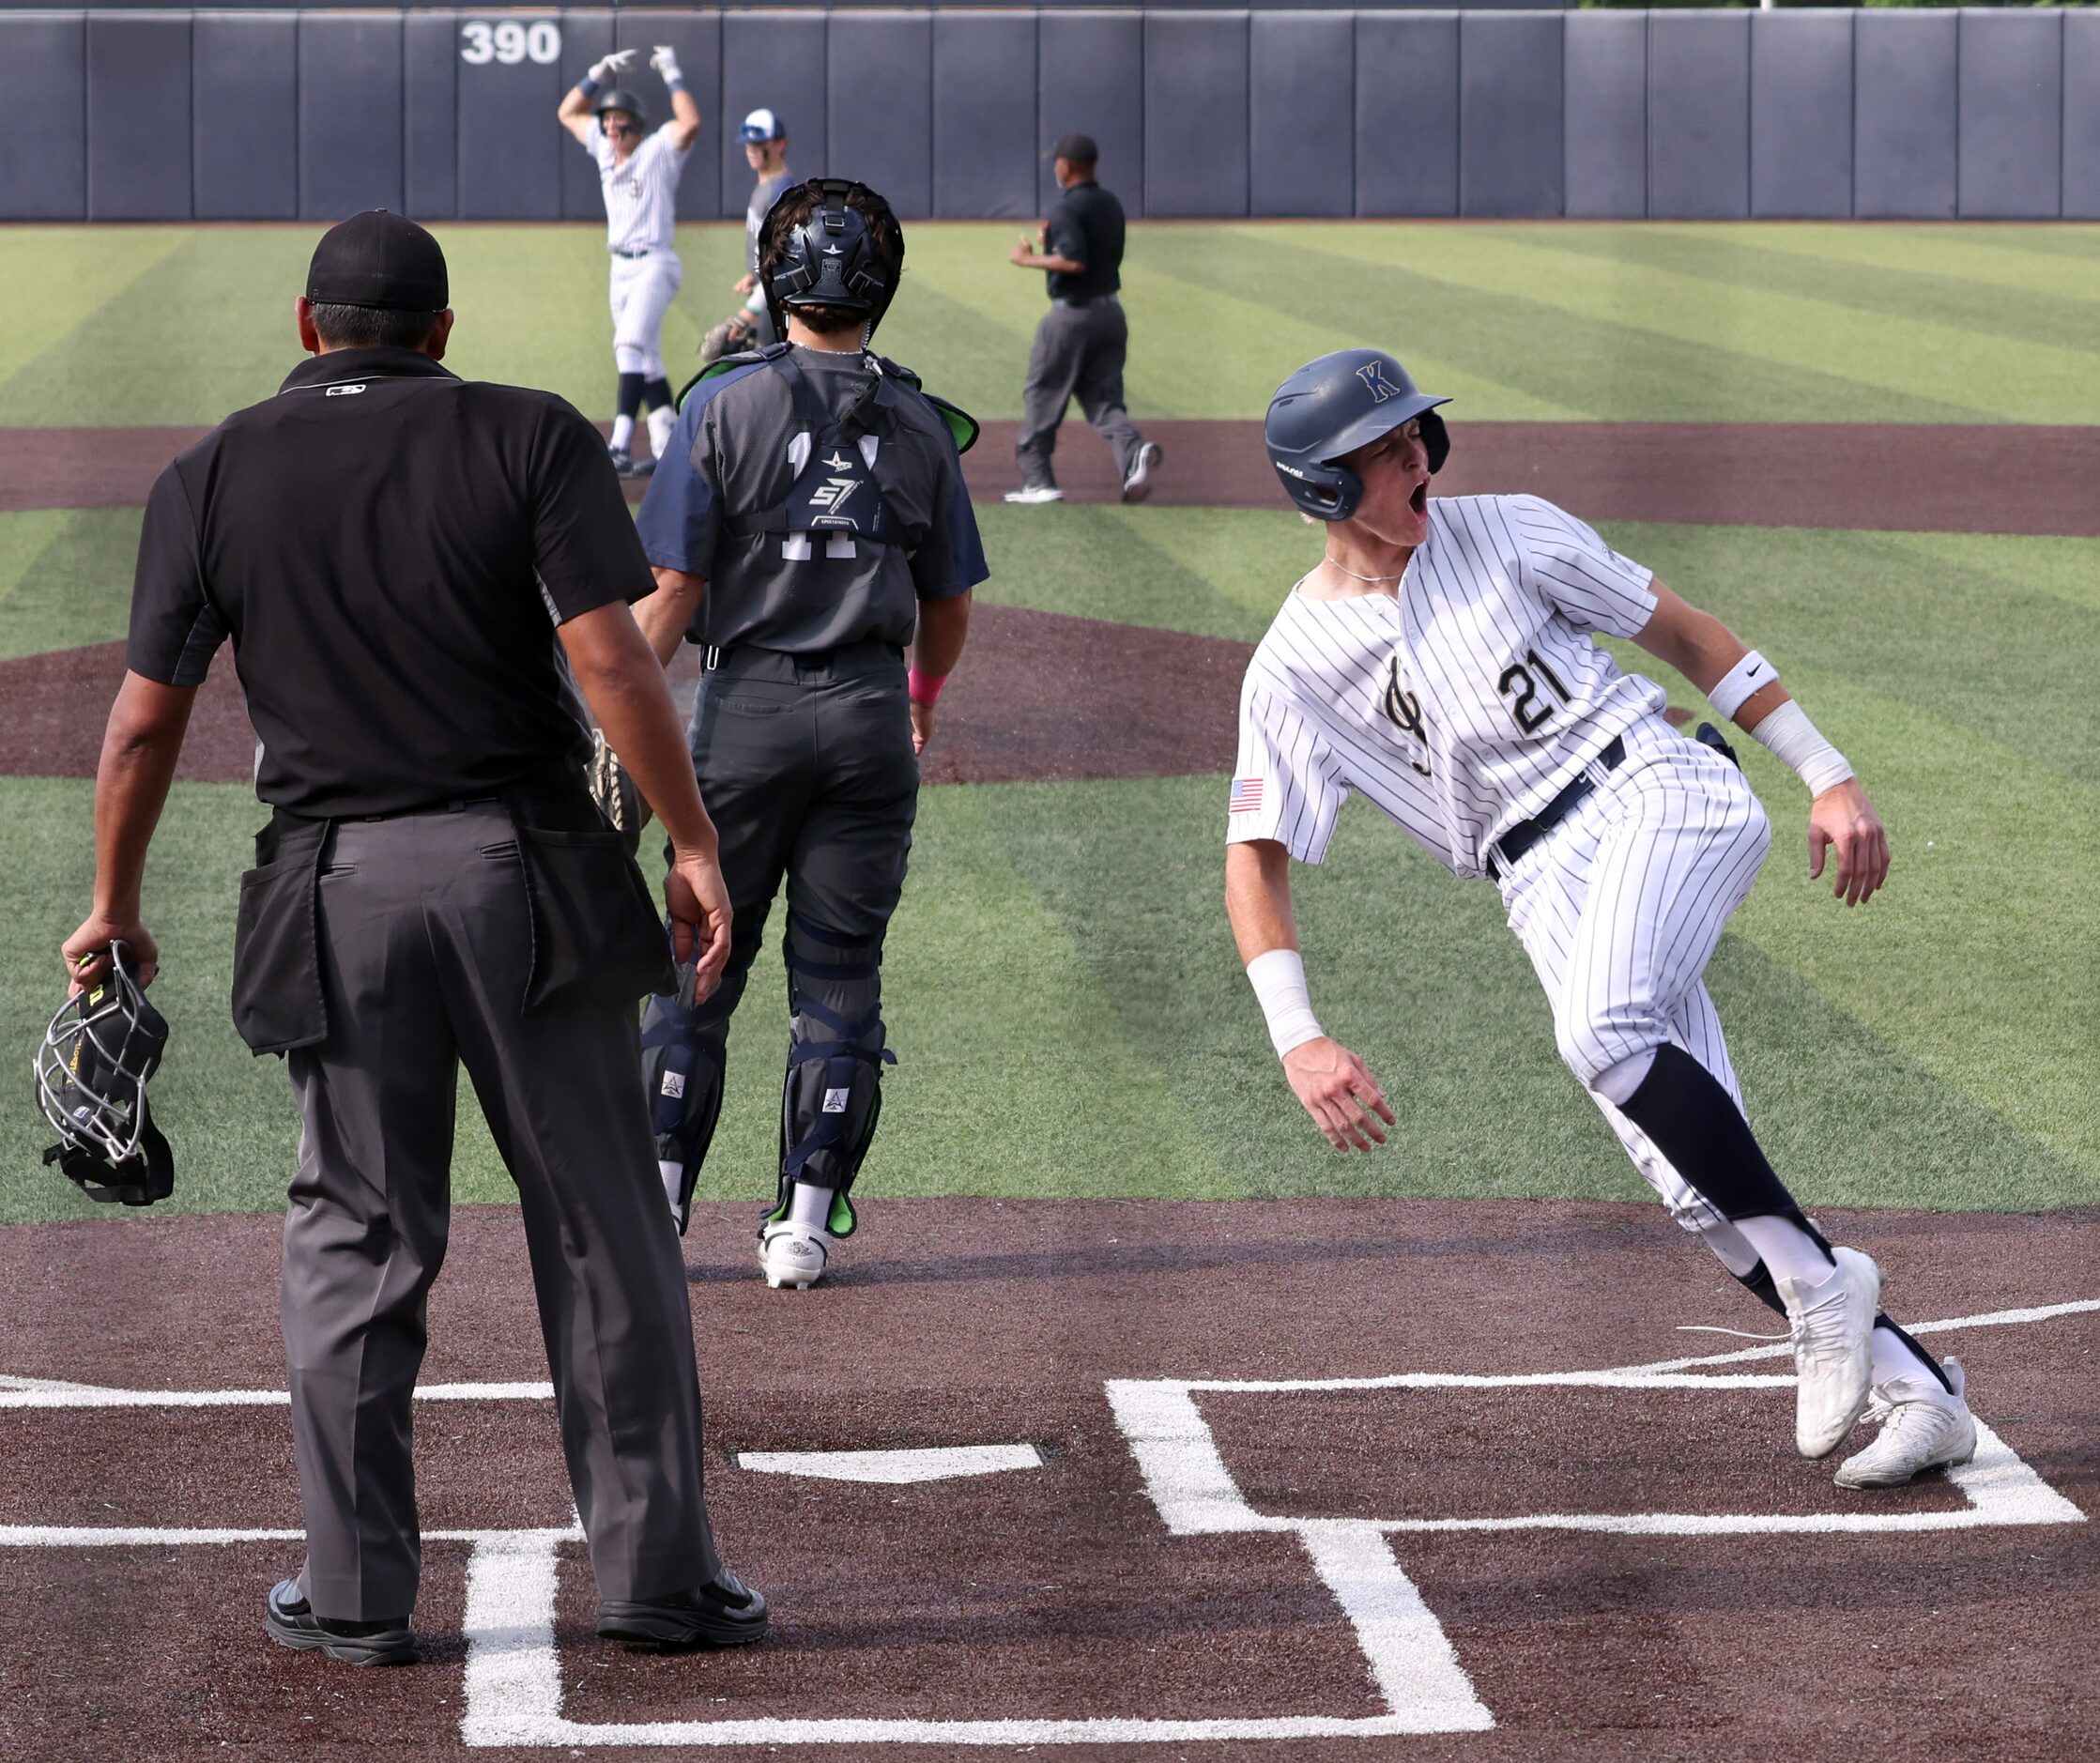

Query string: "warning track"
[[2, 1197, 2093, 1761]]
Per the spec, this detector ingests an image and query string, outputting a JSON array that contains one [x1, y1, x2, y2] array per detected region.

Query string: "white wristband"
[[1246, 948, 1325, 1060], [1747, 699, 1854, 797], [1709, 650, 1776, 723]]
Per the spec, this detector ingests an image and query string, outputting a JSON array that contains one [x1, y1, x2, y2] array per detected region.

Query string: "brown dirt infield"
[[0, 602, 1251, 788], [2, 1198, 2093, 1761], [5, 419, 2097, 535]]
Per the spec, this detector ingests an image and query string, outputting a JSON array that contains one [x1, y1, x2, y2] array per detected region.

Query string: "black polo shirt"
[[126, 347, 652, 818], [1044, 179, 1125, 302]]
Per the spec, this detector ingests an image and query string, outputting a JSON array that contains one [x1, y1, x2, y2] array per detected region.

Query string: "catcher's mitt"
[[587, 729, 653, 856]]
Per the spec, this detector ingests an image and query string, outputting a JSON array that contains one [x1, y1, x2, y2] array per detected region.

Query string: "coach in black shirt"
[[1005, 131, 1161, 505], [62, 211, 766, 1664]]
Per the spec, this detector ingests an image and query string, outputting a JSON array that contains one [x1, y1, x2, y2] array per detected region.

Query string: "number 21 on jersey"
[[1499, 648, 1572, 735]]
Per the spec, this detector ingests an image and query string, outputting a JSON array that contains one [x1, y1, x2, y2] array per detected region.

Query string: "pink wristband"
[[908, 667, 947, 706]]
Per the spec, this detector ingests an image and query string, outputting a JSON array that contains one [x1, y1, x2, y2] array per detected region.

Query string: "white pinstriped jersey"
[[1228, 495, 1666, 879], [590, 121, 691, 254]]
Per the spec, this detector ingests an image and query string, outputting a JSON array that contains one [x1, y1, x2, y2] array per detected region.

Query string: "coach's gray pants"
[[283, 802, 718, 1621], [1015, 297, 1144, 488]]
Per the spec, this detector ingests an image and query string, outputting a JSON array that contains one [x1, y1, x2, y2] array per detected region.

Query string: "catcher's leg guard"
[[641, 975, 729, 1235], [769, 916, 894, 1239]]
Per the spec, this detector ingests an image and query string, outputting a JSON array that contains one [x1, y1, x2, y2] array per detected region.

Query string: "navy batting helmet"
[[1265, 349, 1450, 523], [759, 177, 904, 339], [594, 87, 649, 130]]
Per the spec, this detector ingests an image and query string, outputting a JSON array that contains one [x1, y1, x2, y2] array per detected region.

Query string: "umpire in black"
[[630, 178, 987, 1294], [60, 211, 766, 1664], [1005, 131, 1161, 505]]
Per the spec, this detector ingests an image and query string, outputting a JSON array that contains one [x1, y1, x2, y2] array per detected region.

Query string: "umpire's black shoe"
[[265, 1579, 417, 1666], [597, 1568, 769, 1650]]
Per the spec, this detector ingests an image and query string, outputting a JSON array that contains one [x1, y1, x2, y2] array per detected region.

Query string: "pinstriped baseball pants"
[[1497, 714, 1774, 1243]]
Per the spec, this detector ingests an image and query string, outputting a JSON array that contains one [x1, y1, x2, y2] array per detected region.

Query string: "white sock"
[[1870, 1325, 1939, 1390], [609, 413, 636, 452], [1590, 1047, 1657, 1109], [647, 405, 677, 460], [789, 1182, 835, 1234], [1735, 1214, 1835, 1288]]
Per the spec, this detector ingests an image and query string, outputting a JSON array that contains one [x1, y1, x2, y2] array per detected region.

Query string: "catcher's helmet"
[[1265, 348, 1450, 523], [594, 87, 649, 130], [34, 943, 176, 1208], [759, 177, 903, 341]]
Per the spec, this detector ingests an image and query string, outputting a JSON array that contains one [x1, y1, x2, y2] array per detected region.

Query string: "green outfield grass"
[[3, 221, 2094, 1227], [5, 221, 2097, 429]]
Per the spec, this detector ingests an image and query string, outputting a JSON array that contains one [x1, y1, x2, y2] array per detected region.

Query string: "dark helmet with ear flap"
[[759, 177, 904, 342], [1264, 348, 1451, 523], [593, 87, 649, 130]]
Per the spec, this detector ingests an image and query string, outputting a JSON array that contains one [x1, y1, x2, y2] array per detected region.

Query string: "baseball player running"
[[558, 46, 700, 478], [697, 108, 793, 367], [1225, 348, 1976, 1491]]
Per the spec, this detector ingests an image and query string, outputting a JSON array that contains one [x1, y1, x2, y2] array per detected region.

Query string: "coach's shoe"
[[1003, 483, 1064, 505], [265, 1579, 417, 1666], [1121, 440, 1163, 504], [598, 1569, 770, 1650], [608, 444, 635, 477], [759, 1219, 828, 1291], [1835, 1357, 1977, 1490], [621, 454, 657, 482], [1775, 1246, 1881, 1459]]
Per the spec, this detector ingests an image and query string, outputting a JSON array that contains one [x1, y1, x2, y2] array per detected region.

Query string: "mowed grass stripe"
[[1520, 223, 2100, 355], [1295, 226, 2089, 424], [0, 509, 141, 662], [1207, 225, 1983, 424], [1612, 522, 2100, 793], [1694, 223, 2100, 310], [8, 771, 2082, 1224], [0, 227, 189, 386], [1718, 670, 2099, 1184]]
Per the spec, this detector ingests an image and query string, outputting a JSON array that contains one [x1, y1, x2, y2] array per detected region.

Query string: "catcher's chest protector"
[[726, 349, 912, 558]]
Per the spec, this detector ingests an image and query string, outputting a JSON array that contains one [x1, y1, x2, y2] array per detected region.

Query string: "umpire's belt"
[[1054, 293, 1118, 309], [702, 636, 904, 675], [1485, 736, 1625, 882]]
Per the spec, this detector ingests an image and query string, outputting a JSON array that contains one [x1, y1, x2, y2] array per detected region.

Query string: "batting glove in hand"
[[650, 44, 682, 80], [588, 48, 636, 84]]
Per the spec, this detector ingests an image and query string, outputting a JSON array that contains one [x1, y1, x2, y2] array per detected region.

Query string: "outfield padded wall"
[[3, 9, 2086, 222]]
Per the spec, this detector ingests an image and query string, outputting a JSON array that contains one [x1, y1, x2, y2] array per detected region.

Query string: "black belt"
[[1054, 292, 1117, 309], [1485, 737, 1625, 882], [701, 637, 904, 673], [611, 248, 653, 260], [346, 794, 501, 823]]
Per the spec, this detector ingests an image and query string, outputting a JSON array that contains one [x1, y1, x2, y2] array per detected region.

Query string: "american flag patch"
[[1228, 776, 1265, 815]]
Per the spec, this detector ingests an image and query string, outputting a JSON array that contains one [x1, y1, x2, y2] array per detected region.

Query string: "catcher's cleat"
[[1775, 1247, 1880, 1458], [758, 1220, 828, 1291], [265, 1580, 417, 1667], [598, 1569, 769, 1650], [1836, 1357, 1977, 1489]]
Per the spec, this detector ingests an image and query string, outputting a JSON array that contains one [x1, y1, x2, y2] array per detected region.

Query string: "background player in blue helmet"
[[628, 179, 989, 1292], [698, 107, 793, 367], [1228, 347, 1977, 1492]]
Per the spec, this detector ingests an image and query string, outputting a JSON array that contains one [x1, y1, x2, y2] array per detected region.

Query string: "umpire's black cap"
[[1050, 131, 1098, 165], [306, 210, 449, 312]]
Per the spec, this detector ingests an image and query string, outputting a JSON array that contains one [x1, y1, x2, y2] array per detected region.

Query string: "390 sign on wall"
[[460, 20, 561, 66]]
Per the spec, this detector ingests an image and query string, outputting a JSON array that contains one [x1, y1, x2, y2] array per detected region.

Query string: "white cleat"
[[1121, 440, 1163, 504], [1835, 1357, 1977, 1490], [1003, 483, 1064, 505], [758, 1221, 828, 1292], [1774, 1245, 1881, 1458]]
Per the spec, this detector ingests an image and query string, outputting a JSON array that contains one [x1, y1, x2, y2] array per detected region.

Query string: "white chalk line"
[[7, 1293, 2089, 1412]]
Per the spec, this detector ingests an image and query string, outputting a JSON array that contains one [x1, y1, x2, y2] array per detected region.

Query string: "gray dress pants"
[[283, 801, 718, 1620], [1014, 297, 1144, 488]]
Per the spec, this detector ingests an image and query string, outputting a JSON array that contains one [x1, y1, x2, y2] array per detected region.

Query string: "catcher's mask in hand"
[[35, 943, 176, 1207]]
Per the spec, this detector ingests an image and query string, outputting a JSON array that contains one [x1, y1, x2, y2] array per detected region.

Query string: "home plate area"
[[2, 1199, 2096, 1759]]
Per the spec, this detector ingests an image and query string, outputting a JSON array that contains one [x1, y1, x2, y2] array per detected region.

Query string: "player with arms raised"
[[558, 45, 701, 477], [1225, 348, 1975, 1491]]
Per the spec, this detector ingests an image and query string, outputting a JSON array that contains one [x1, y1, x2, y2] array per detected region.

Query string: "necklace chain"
[[1322, 551, 1404, 585]]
